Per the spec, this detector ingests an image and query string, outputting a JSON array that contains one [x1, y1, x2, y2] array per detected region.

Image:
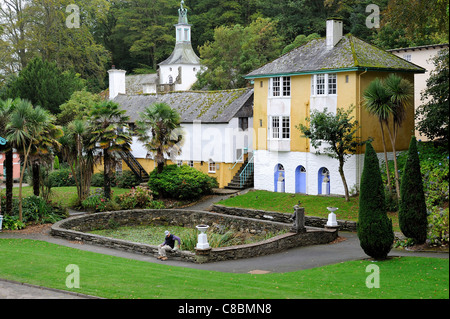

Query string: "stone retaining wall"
[[51, 209, 338, 263], [211, 204, 358, 232]]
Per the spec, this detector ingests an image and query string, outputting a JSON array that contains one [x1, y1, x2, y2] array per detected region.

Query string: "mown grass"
[[217, 190, 401, 231], [0, 239, 447, 299]]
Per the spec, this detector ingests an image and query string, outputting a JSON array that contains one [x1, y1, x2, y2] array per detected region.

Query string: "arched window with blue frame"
[[295, 165, 306, 194], [274, 163, 285, 192], [318, 167, 330, 195]]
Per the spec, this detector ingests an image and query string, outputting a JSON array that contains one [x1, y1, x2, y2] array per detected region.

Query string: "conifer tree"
[[399, 136, 428, 244], [357, 142, 394, 259]]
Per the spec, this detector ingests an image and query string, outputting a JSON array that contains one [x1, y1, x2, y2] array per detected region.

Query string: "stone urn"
[[196, 225, 210, 249], [326, 207, 339, 227]]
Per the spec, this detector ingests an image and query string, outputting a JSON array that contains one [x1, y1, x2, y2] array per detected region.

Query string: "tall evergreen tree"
[[398, 136, 428, 244], [357, 142, 394, 260]]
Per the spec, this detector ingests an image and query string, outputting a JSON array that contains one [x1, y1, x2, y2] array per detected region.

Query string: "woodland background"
[[1, 0, 449, 93]]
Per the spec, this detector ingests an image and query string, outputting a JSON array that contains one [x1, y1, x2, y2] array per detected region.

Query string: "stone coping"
[[211, 204, 358, 232], [51, 209, 338, 263]]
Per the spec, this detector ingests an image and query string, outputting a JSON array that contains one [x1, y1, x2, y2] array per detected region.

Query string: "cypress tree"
[[358, 142, 394, 259], [399, 136, 428, 244]]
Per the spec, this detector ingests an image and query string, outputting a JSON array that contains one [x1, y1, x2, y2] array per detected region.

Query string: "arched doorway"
[[295, 165, 306, 194], [318, 167, 330, 195], [274, 163, 285, 193]]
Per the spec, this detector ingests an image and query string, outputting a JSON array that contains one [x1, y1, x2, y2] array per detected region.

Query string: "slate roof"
[[246, 35, 425, 78], [113, 88, 253, 124], [158, 42, 201, 66]]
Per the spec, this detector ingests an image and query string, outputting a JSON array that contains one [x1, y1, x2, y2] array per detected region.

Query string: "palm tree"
[[88, 101, 132, 200], [362, 78, 393, 193], [6, 100, 53, 221], [59, 119, 96, 203], [0, 98, 17, 216], [363, 74, 413, 199], [135, 102, 183, 174], [28, 118, 63, 197], [384, 74, 413, 198]]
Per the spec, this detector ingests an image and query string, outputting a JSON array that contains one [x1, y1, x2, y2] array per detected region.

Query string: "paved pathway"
[[0, 189, 447, 298]]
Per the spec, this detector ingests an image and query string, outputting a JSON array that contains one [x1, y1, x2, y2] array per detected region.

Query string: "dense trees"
[[1, 0, 448, 93]]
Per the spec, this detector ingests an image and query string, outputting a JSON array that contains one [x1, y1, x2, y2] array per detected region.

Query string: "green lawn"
[[0, 238, 447, 299], [217, 190, 400, 231]]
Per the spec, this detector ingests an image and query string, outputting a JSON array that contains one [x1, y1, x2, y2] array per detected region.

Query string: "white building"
[[108, 0, 202, 99], [388, 43, 449, 141], [107, 1, 254, 189]]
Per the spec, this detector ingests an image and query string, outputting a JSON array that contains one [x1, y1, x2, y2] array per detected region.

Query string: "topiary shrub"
[[148, 164, 218, 200], [357, 142, 394, 260], [399, 136, 428, 244]]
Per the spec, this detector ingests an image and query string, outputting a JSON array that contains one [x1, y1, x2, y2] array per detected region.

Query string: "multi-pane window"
[[272, 77, 281, 96], [282, 116, 290, 139], [208, 161, 216, 173], [283, 77, 291, 96], [271, 76, 291, 97], [316, 74, 326, 95], [312, 73, 337, 95], [270, 116, 290, 139], [272, 117, 280, 139], [328, 73, 337, 94]]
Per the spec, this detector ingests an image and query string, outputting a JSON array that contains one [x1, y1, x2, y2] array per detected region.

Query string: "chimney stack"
[[108, 68, 126, 100], [326, 19, 343, 50]]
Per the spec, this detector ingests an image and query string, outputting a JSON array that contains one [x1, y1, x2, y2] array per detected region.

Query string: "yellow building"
[[245, 19, 425, 195]]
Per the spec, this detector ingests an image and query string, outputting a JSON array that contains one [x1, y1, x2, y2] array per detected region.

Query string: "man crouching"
[[158, 230, 182, 261]]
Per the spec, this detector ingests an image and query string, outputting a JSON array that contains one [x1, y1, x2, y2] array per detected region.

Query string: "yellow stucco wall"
[[253, 70, 415, 155], [358, 71, 415, 153]]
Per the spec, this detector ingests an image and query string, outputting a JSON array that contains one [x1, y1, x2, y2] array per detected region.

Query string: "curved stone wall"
[[51, 209, 338, 263]]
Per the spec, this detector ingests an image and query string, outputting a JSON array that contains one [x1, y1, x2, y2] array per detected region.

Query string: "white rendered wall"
[[254, 149, 397, 196], [129, 118, 253, 164], [159, 64, 200, 91]]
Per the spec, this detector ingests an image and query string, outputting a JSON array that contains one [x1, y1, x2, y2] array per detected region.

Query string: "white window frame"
[[208, 160, 216, 173], [269, 116, 290, 140], [311, 73, 337, 96], [270, 76, 291, 97]]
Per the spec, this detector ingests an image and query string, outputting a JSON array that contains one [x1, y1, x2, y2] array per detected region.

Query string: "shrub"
[[427, 207, 449, 246], [115, 187, 162, 210], [148, 165, 218, 200], [1, 215, 26, 230], [81, 188, 119, 212], [1, 195, 67, 225], [399, 137, 428, 244], [357, 142, 394, 260], [48, 169, 75, 187], [91, 171, 140, 189], [115, 171, 140, 189]]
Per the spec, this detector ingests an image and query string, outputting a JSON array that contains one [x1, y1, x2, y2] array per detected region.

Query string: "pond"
[[88, 224, 287, 252]]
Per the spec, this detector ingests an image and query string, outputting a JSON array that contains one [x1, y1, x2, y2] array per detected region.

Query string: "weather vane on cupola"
[[178, 0, 188, 24]]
